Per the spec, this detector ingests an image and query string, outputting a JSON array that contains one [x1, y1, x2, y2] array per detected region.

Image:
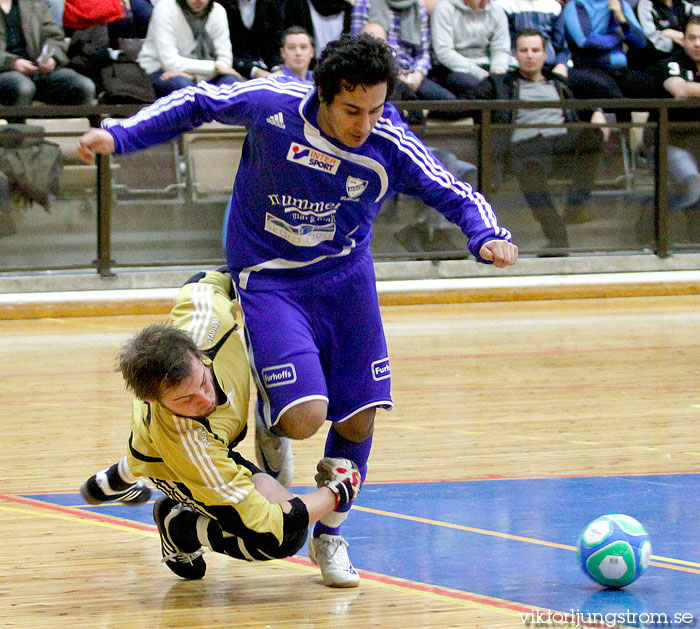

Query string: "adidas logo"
[[266, 112, 286, 129]]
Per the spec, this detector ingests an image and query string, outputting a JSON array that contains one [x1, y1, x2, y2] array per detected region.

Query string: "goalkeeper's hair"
[[117, 324, 200, 401]]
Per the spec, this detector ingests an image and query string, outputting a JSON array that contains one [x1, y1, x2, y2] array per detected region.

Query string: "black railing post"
[[654, 106, 669, 258], [95, 152, 115, 277]]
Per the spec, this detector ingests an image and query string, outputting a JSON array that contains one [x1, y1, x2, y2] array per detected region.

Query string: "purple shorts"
[[236, 254, 392, 427]]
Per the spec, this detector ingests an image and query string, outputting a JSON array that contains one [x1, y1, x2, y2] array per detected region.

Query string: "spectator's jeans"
[[507, 128, 603, 245], [439, 70, 483, 98], [0, 68, 95, 106], [149, 71, 244, 98], [509, 128, 603, 208]]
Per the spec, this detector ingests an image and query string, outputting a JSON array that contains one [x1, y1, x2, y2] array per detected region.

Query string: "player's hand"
[[77, 129, 116, 164], [315, 457, 362, 509], [479, 239, 518, 268]]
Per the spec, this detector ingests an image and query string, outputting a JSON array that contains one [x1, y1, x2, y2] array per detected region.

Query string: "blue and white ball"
[[577, 514, 652, 588]]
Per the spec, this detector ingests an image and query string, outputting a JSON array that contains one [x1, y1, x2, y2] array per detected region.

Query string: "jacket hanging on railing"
[[0, 125, 62, 212]]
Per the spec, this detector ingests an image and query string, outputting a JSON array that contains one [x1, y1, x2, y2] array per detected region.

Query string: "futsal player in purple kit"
[[78, 33, 518, 588]]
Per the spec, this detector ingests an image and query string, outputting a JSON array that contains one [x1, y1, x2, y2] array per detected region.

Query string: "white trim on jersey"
[[335, 399, 394, 423], [236, 227, 359, 290], [185, 282, 215, 348], [372, 118, 499, 231], [174, 416, 250, 504], [109, 79, 311, 131]]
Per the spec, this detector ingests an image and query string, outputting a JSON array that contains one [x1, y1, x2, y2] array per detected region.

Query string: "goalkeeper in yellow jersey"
[[80, 269, 361, 581]]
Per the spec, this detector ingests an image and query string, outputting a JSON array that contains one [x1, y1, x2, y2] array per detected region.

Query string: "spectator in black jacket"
[[284, 0, 353, 59], [470, 28, 607, 254], [219, 0, 284, 78]]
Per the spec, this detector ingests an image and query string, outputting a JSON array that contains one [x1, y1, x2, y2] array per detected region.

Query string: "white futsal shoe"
[[254, 406, 294, 487], [308, 534, 360, 588]]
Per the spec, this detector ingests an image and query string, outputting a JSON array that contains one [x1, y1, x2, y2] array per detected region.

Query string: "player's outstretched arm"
[[77, 129, 116, 164], [479, 239, 519, 268], [262, 457, 362, 523]]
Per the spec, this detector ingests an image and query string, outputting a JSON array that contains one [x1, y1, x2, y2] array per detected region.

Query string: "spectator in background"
[[496, 0, 628, 100], [272, 26, 315, 82], [469, 29, 607, 254], [0, 0, 95, 111], [284, 0, 354, 59], [108, 0, 156, 49], [562, 0, 657, 101], [44, 0, 65, 25], [351, 0, 455, 112], [633, 0, 700, 68], [137, 0, 242, 98], [645, 14, 700, 241], [219, 0, 284, 79], [430, 0, 511, 96]]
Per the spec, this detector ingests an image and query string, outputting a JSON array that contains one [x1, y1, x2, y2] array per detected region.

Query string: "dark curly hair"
[[117, 324, 201, 402], [314, 33, 397, 104]]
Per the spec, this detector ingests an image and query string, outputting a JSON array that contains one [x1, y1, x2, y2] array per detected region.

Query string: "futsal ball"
[[577, 514, 652, 588]]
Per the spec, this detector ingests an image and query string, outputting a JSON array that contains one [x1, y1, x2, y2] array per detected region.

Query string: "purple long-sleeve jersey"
[[104, 78, 512, 289]]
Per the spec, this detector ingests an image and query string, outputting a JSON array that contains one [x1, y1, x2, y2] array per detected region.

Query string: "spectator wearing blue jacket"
[[562, 0, 657, 102]]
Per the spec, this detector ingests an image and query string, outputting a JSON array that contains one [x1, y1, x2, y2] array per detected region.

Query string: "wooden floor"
[[2, 295, 700, 627]]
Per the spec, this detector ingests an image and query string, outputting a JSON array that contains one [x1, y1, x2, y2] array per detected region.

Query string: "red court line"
[[0, 492, 155, 532], [284, 555, 603, 622], [2, 490, 691, 622], [2, 491, 548, 617], [10, 468, 700, 496]]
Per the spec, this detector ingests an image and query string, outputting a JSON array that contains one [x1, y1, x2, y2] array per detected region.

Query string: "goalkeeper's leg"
[[80, 456, 152, 505]]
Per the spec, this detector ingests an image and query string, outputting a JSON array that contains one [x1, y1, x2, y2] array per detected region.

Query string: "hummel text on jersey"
[[266, 112, 286, 129]]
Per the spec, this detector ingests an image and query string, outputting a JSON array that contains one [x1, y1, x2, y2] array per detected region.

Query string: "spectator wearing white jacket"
[[138, 0, 243, 97]]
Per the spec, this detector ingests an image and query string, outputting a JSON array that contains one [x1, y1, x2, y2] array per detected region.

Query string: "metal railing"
[[0, 98, 698, 276]]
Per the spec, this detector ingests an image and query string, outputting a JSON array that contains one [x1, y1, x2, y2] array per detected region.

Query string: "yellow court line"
[[0, 504, 158, 537], [649, 561, 700, 574], [6, 499, 694, 623], [8, 496, 699, 572], [2, 503, 530, 621], [353, 506, 700, 571], [354, 505, 575, 550]]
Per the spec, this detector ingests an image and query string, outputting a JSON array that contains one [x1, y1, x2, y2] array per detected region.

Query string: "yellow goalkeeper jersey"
[[126, 270, 285, 541]]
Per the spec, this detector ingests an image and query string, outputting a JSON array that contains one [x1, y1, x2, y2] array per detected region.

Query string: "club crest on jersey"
[[371, 357, 390, 381], [286, 142, 340, 175], [345, 176, 368, 199], [261, 363, 297, 387]]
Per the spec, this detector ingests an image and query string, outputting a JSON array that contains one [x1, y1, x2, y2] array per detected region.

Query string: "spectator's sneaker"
[[153, 497, 206, 580], [308, 534, 360, 588], [254, 406, 293, 487], [80, 473, 152, 506]]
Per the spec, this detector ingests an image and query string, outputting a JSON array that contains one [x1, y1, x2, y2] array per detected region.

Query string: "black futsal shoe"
[[80, 474, 152, 506], [153, 496, 206, 580]]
